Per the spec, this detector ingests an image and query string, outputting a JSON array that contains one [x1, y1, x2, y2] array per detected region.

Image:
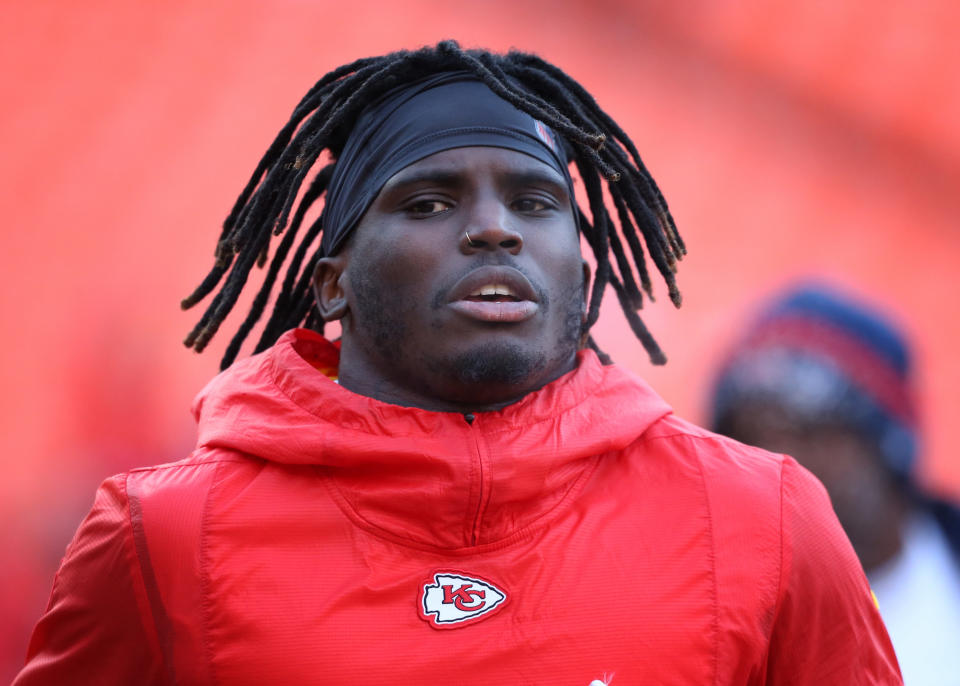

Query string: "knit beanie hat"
[[710, 284, 918, 485]]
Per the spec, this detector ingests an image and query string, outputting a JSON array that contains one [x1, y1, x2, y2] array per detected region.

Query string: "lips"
[[446, 266, 540, 323]]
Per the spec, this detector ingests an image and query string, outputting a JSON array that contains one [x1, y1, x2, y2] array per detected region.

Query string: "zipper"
[[463, 412, 489, 546]]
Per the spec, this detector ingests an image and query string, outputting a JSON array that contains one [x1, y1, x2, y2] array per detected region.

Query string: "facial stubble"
[[348, 265, 585, 402]]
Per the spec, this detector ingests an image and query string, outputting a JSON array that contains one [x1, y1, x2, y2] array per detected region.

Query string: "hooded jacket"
[[16, 329, 901, 685]]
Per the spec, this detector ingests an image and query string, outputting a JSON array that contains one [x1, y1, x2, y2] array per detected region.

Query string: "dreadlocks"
[[182, 41, 685, 370]]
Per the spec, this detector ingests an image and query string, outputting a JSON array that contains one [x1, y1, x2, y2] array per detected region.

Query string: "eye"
[[512, 196, 556, 213], [405, 199, 451, 217]]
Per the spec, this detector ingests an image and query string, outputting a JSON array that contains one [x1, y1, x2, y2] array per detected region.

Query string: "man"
[[710, 284, 960, 685], [16, 43, 901, 684]]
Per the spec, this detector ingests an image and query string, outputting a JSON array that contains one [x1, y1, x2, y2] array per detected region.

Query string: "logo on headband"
[[534, 120, 557, 152]]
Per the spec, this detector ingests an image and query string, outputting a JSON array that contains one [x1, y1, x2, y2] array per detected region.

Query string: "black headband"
[[320, 72, 573, 256]]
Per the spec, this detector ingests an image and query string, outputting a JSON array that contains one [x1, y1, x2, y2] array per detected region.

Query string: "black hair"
[[182, 40, 685, 370]]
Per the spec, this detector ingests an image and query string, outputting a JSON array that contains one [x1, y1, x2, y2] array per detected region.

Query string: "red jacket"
[[16, 329, 901, 685]]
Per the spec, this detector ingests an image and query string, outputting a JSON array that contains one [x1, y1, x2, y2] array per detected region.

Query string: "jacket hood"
[[192, 329, 672, 549]]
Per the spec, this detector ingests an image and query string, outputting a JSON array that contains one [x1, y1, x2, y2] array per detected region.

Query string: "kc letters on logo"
[[418, 571, 507, 629]]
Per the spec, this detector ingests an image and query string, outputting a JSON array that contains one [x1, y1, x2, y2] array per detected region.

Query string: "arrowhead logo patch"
[[418, 571, 508, 629]]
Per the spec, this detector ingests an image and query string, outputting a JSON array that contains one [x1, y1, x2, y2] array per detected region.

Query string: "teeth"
[[470, 283, 517, 298]]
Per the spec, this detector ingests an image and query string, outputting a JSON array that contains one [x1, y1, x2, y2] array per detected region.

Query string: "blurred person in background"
[[710, 284, 960, 685], [15, 44, 900, 684]]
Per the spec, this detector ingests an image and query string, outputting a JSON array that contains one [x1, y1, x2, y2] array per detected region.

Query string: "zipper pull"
[[463, 413, 475, 425]]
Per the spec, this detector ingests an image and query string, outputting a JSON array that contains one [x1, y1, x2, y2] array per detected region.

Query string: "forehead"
[[381, 146, 567, 189]]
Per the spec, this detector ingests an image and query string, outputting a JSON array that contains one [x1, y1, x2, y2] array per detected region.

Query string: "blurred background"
[[2, 0, 958, 681]]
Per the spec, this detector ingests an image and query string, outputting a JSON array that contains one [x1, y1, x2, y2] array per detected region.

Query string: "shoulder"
[[637, 414, 846, 560], [102, 449, 266, 553], [627, 413, 839, 595], [123, 448, 256, 499], [635, 412, 801, 503]]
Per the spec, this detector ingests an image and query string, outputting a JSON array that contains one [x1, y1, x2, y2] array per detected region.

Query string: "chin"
[[452, 341, 548, 387], [420, 340, 556, 406]]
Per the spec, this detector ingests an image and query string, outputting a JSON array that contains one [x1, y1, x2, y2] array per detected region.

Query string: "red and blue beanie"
[[710, 284, 918, 485]]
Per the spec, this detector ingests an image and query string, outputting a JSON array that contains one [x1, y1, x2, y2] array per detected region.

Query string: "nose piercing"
[[465, 230, 477, 246]]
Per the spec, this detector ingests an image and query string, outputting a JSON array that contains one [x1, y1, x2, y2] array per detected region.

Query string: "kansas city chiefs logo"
[[418, 571, 507, 629]]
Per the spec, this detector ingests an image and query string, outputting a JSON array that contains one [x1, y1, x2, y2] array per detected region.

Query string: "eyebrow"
[[501, 169, 568, 192]]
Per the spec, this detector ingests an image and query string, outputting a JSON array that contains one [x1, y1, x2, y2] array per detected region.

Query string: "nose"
[[459, 201, 523, 255]]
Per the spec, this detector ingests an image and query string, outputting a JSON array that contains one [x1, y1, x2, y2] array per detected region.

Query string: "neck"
[[336, 342, 579, 414], [335, 372, 522, 413]]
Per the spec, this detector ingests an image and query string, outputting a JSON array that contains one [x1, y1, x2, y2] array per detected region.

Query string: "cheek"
[[346, 246, 452, 331], [542, 244, 588, 297], [350, 232, 434, 290]]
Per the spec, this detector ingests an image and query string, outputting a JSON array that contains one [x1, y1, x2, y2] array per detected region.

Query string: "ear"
[[313, 255, 349, 322], [580, 259, 592, 324], [578, 259, 592, 349]]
